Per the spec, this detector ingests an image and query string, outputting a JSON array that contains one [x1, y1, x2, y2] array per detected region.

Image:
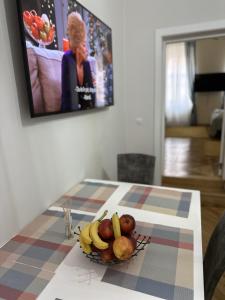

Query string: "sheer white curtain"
[[165, 42, 193, 126]]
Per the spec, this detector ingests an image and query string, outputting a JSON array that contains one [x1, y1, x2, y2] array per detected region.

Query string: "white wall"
[[0, 0, 125, 246], [123, 0, 225, 183], [196, 38, 225, 73]]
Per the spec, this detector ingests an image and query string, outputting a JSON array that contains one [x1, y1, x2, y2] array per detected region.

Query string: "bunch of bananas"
[[79, 210, 121, 254]]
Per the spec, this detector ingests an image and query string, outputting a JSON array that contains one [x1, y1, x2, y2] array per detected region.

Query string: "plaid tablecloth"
[[54, 181, 118, 213], [0, 261, 54, 300], [119, 185, 192, 218], [102, 221, 194, 300], [0, 210, 94, 299]]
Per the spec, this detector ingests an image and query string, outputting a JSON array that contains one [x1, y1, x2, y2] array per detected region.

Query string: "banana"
[[80, 223, 92, 244], [80, 236, 92, 254], [112, 213, 121, 239], [90, 221, 109, 250]]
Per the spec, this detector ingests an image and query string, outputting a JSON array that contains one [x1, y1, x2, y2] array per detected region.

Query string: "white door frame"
[[154, 20, 225, 185]]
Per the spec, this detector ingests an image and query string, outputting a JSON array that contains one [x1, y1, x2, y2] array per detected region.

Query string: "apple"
[[113, 236, 134, 260], [101, 248, 116, 263], [98, 219, 114, 240], [119, 214, 136, 234], [129, 236, 137, 251], [100, 242, 116, 262], [91, 244, 101, 253]]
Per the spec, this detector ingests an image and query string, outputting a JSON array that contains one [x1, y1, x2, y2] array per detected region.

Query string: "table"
[[0, 179, 204, 300]]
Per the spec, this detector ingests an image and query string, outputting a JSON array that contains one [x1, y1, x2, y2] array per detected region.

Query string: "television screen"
[[194, 73, 225, 92], [17, 0, 114, 117]]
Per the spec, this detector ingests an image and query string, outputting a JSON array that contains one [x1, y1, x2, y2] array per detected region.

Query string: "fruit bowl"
[[75, 211, 151, 266], [84, 233, 151, 266], [23, 10, 55, 47]]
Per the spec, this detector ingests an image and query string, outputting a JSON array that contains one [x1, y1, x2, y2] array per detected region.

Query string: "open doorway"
[[163, 37, 225, 179], [153, 20, 225, 185]]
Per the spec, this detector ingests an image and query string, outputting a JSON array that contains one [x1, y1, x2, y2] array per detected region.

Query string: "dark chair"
[[117, 153, 155, 185], [203, 211, 225, 300]]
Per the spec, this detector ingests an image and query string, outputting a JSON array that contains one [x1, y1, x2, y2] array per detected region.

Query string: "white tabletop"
[[39, 179, 204, 300]]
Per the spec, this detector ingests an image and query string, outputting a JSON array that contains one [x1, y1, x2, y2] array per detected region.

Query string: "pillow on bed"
[[209, 109, 223, 138]]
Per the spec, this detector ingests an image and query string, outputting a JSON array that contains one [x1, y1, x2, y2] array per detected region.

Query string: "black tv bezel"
[[16, 0, 114, 118], [194, 73, 225, 92]]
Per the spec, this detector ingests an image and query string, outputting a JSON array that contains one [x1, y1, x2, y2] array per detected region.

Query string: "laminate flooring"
[[164, 137, 220, 178]]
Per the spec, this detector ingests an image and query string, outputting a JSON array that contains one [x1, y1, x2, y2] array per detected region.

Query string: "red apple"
[[98, 219, 114, 240], [100, 241, 116, 262], [119, 214, 136, 234], [91, 244, 101, 253], [129, 236, 137, 251], [113, 236, 134, 260]]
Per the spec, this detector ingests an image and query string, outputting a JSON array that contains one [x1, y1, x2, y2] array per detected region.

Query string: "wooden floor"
[[164, 137, 220, 178], [166, 126, 209, 138], [163, 127, 225, 299]]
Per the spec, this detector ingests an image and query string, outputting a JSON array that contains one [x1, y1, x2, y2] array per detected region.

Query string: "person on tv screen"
[[61, 12, 96, 112]]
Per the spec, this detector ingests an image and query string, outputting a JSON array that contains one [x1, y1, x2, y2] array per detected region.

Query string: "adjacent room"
[[164, 37, 225, 179]]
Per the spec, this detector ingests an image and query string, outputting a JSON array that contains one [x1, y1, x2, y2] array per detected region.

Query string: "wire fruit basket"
[[84, 233, 151, 266], [74, 210, 151, 266]]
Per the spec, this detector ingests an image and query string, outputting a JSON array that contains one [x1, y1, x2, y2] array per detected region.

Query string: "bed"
[[209, 108, 223, 138]]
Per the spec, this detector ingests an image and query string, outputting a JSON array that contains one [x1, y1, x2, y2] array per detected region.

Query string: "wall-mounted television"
[[194, 73, 225, 92], [17, 0, 114, 117]]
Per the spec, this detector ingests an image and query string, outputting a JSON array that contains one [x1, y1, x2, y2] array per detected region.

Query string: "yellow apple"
[[113, 236, 134, 260]]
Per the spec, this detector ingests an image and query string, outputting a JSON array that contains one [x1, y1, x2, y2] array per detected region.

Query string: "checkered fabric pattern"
[[0, 261, 54, 300], [102, 221, 194, 300], [0, 210, 94, 299], [54, 181, 118, 213], [119, 185, 192, 218]]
